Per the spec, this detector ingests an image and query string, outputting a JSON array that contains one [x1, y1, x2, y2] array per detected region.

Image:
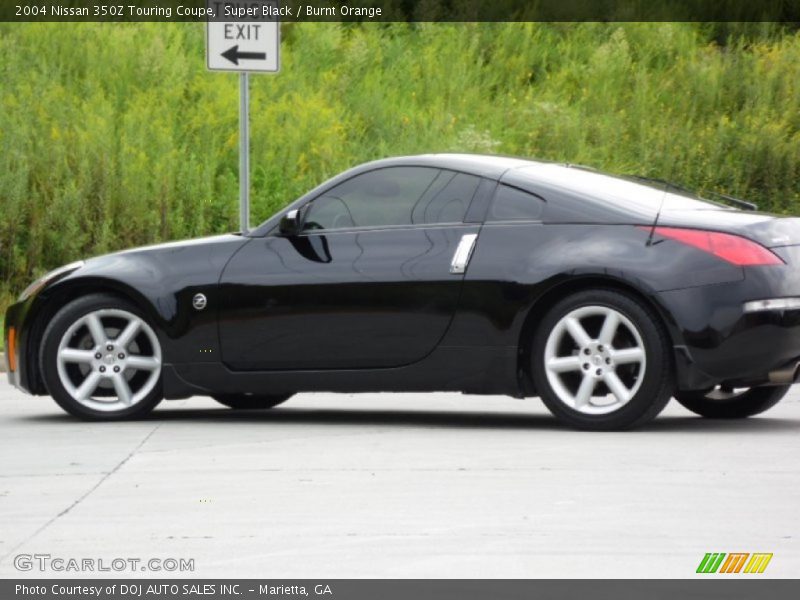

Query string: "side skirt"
[[162, 346, 520, 399]]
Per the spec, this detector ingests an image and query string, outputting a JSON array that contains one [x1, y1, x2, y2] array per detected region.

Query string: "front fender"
[[9, 235, 248, 394]]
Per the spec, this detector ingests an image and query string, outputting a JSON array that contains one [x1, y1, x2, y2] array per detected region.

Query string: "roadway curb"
[[0, 353, 5, 373]]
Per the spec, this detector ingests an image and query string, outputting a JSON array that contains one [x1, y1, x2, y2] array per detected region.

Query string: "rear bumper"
[[658, 265, 800, 390]]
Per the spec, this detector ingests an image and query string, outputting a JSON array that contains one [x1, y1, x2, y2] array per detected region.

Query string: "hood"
[[72, 233, 249, 282], [110, 233, 245, 256]]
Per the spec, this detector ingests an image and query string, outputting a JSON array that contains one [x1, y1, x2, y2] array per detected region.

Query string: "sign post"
[[239, 72, 250, 233], [206, 1, 280, 233]]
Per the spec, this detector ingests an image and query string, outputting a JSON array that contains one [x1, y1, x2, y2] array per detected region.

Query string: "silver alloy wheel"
[[55, 309, 162, 412], [544, 305, 646, 415]]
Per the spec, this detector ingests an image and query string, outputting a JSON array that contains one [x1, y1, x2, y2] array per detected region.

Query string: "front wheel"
[[40, 294, 164, 420], [675, 385, 789, 419], [531, 289, 674, 431], [212, 394, 293, 410]]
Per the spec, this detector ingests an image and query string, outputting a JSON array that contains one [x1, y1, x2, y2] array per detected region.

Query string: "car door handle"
[[450, 233, 478, 274]]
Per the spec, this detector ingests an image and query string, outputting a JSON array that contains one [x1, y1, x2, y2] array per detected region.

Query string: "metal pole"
[[239, 72, 250, 234]]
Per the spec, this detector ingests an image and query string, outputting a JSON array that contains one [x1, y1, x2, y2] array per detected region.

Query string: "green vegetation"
[[1, 22, 799, 312]]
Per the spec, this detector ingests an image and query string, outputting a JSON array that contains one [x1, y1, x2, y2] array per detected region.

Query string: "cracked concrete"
[[0, 380, 798, 578]]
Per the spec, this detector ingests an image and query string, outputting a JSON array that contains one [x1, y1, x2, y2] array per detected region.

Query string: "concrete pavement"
[[0, 380, 798, 578]]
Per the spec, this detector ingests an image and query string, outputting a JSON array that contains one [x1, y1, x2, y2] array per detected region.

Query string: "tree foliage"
[[1, 22, 799, 308]]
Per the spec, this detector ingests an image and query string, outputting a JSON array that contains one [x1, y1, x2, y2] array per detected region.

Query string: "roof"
[[382, 154, 727, 216], [352, 153, 542, 179]]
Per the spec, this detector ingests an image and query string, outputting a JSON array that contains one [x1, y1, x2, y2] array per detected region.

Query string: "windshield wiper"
[[706, 191, 758, 212], [630, 175, 697, 196], [630, 175, 758, 211]]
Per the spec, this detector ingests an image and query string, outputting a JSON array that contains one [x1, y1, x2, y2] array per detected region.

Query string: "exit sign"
[[206, 0, 280, 73]]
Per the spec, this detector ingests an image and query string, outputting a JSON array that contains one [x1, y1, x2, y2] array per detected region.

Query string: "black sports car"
[[5, 154, 800, 430]]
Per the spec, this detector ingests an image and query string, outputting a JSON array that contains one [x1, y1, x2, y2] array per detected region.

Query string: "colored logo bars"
[[696, 553, 773, 574]]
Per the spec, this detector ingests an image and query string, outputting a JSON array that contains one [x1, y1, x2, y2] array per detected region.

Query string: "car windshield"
[[516, 164, 731, 212]]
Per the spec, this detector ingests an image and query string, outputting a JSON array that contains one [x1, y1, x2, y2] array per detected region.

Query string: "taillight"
[[650, 227, 783, 266]]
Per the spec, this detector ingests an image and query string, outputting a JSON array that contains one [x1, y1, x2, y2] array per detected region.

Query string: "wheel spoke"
[[547, 355, 582, 373], [126, 356, 160, 371], [85, 314, 107, 347], [564, 317, 592, 347], [598, 311, 620, 345], [603, 371, 631, 403], [574, 375, 596, 408], [59, 348, 95, 364], [112, 374, 134, 406], [612, 347, 645, 365], [75, 371, 102, 401], [115, 319, 141, 350]]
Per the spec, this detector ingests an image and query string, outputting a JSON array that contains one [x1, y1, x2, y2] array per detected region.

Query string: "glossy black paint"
[[218, 224, 480, 370], [6, 154, 800, 401]]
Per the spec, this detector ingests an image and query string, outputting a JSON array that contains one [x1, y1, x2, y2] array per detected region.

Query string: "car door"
[[218, 167, 486, 370]]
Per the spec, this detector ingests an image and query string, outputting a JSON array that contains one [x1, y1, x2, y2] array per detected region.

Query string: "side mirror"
[[279, 208, 302, 236]]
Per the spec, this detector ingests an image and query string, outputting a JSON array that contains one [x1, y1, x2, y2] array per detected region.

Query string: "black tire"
[[531, 289, 674, 431], [212, 394, 293, 410], [40, 293, 163, 420], [675, 386, 789, 419]]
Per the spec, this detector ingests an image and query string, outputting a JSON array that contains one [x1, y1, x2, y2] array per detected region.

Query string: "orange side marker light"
[[7, 327, 17, 372]]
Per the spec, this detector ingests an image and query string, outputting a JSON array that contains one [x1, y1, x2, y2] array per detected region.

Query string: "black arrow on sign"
[[221, 45, 266, 65]]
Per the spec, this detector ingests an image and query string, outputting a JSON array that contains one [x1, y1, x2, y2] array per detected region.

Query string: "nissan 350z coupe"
[[5, 154, 800, 430]]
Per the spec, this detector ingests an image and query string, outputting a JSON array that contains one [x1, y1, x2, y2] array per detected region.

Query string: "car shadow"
[[18, 404, 800, 433]]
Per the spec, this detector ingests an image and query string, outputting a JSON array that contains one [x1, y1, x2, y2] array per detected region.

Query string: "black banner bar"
[[2, 0, 800, 22]]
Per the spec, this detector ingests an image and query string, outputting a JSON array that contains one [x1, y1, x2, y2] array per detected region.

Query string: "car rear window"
[[487, 185, 545, 221]]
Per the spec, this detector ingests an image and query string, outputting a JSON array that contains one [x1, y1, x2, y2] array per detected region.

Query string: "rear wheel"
[[212, 394, 293, 410], [532, 289, 673, 431], [40, 294, 163, 420], [675, 385, 789, 419]]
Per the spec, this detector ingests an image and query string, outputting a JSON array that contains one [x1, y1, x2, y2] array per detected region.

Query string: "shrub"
[[1, 22, 798, 310]]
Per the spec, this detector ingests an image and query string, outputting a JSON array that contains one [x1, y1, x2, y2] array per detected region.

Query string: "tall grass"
[[1, 22, 799, 310]]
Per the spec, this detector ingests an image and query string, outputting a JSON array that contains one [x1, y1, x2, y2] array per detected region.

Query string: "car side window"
[[301, 195, 355, 231], [412, 171, 481, 225], [302, 167, 440, 231], [488, 184, 545, 221]]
